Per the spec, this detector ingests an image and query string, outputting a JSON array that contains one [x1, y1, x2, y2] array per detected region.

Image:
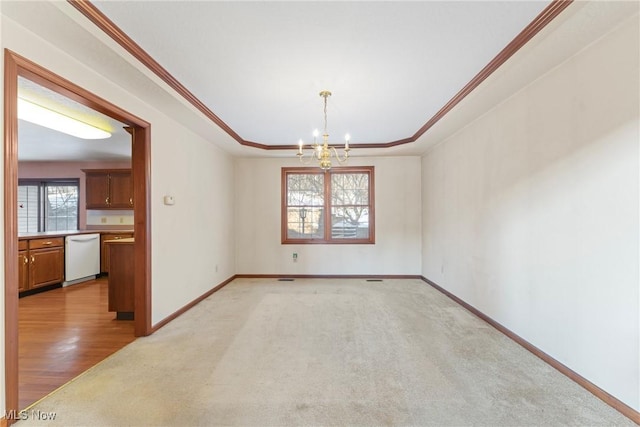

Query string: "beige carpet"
[[17, 278, 633, 426]]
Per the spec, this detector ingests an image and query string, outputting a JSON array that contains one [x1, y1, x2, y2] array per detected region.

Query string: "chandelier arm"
[[297, 151, 314, 165], [297, 142, 325, 164], [330, 146, 350, 164]]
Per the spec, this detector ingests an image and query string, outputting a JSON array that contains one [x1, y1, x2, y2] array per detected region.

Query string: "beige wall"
[[235, 156, 422, 275], [421, 15, 639, 411]]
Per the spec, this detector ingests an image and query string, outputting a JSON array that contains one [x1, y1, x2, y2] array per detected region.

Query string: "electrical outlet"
[[119, 217, 124, 224], [100, 217, 107, 224], [293, 253, 298, 262], [215, 264, 219, 272]]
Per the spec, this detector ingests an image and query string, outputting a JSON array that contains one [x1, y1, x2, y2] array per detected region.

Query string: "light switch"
[[163, 195, 175, 205]]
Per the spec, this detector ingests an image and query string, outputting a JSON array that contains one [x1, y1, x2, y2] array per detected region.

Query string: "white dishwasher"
[[63, 233, 101, 287]]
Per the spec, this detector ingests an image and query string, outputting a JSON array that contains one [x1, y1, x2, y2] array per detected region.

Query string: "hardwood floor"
[[18, 277, 135, 410]]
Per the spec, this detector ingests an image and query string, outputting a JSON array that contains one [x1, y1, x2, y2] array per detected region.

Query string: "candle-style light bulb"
[[345, 133, 350, 150], [313, 129, 319, 144], [298, 139, 303, 154]]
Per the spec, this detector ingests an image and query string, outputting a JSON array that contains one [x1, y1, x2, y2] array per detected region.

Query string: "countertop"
[[19, 229, 133, 239], [103, 237, 135, 244]]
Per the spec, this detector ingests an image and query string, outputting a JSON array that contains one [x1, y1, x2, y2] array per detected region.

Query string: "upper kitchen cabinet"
[[109, 170, 134, 208], [83, 169, 133, 209], [84, 170, 110, 208]]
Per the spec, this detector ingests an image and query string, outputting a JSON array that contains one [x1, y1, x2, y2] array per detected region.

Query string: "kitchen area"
[[18, 168, 136, 319], [16, 75, 139, 409]]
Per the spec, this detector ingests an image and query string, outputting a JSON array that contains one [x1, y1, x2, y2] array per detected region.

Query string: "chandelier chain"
[[323, 93, 328, 136]]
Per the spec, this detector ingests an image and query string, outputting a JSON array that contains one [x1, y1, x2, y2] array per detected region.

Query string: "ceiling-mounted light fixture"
[[297, 90, 350, 171], [18, 98, 111, 140]]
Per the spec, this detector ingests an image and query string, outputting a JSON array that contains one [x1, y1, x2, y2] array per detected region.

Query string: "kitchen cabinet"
[[19, 237, 65, 293], [85, 171, 110, 208], [83, 169, 133, 209], [100, 232, 134, 273], [18, 240, 29, 293], [109, 171, 134, 208], [105, 238, 135, 319]]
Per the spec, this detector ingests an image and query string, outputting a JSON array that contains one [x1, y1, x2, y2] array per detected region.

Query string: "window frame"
[[18, 178, 80, 233], [281, 166, 375, 244]]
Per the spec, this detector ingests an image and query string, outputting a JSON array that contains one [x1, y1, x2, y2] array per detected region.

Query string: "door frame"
[[3, 49, 152, 418]]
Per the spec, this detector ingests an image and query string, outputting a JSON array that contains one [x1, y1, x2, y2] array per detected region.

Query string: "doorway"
[[4, 50, 152, 419]]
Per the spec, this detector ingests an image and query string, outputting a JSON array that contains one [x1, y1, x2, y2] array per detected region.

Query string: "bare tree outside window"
[[331, 173, 370, 239], [286, 173, 324, 239], [18, 179, 79, 233], [282, 167, 374, 244], [45, 184, 79, 231]]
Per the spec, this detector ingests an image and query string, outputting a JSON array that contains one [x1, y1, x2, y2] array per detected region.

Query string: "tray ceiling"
[[89, 1, 553, 148]]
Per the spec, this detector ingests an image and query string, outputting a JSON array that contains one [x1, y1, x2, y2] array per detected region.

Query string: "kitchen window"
[[282, 166, 375, 244], [18, 179, 80, 233]]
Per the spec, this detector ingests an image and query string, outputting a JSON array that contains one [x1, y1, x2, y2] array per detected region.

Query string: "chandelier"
[[297, 90, 350, 170]]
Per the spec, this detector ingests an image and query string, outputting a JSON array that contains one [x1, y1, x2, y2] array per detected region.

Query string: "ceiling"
[[18, 77, 131, 162], [5, 1, 635, 161], [88, 0, 551, 148]]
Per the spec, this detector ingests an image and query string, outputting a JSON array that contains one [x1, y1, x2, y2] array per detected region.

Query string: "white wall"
[[0, 0, 236, 365], [150, 122, 235, 322], [421, 15, 639, 411], [236, 156, 422, 275]]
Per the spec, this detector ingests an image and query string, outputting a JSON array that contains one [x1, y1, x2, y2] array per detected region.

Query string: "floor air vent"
[[366, 279, 383, 282], [278, 278, 295, 281]]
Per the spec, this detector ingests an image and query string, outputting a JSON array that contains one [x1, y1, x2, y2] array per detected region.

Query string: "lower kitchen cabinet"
[[105, 238, 135, 319], [101, 233, 134, 273], [18, 240, 29, 293], [19, 237, 65, 293]]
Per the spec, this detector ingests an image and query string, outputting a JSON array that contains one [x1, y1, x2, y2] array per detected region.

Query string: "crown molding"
[[67, 0, 573, 151]]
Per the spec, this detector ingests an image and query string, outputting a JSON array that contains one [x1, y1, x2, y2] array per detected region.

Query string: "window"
[[282, 166, 374, 244], [18, 179, 79, 233]]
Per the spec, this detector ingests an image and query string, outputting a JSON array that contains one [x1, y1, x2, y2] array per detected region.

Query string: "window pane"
[[331, 173, 369, 206], [331, 207, 369, 239], [18, 185, 40, 233], [283, 166, 374, 244], [287, 173, 324, 206], [45, 184, 78, 232], [18, 180, 79, 233], [287, 207, 324, 239]]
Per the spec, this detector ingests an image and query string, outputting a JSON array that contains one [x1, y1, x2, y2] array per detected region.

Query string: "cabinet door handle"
[[129, 197, 133, 206], [105, 197, 110, 205], [43, 241, 53, 245], [31, 256, 35, 263], [24, 256, 29, 264]]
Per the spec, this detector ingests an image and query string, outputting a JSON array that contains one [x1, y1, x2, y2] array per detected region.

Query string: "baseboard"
[[151, 275, 236, 332], [420, 276, 640, 424], [235, 274, 423, 279]]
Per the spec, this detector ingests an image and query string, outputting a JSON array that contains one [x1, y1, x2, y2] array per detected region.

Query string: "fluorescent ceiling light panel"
[[18, 98, 111, 140]]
